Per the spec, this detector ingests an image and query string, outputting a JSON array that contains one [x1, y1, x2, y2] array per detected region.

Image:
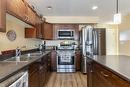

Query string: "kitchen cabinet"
[[6, 0, 17, 16], [25, 28, 37, 38], [92, 62, 112, 87], [29, 63, 40, 87], [42, 22, 53, 40], [35, 16, 43, 38], [87, 59, 130, 87], [26, 5, 36, 26], [25, 20, 43, 39], [75, 50, 81, 71], [87, 58, 93, 87], [47, 53, 51, 75], [0, 0, 6, 32], [29, 52, 51, 87], [6, 0, 41, 26], [51, 50, 57, 71], [16, 0, 27, 20], [6, 0, 26, 21]]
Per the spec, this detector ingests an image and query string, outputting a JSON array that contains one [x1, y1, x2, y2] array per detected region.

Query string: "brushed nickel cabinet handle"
[[100, 71, 109, 77]]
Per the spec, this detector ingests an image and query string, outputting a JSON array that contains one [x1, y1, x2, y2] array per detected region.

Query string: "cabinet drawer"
[[93, 62, 130, 87]]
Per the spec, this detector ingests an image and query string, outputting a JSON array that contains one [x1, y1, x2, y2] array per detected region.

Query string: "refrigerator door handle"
[[95, 31, 98, 55], [93, 31, 96, 55], [93, 30, 98, 55]]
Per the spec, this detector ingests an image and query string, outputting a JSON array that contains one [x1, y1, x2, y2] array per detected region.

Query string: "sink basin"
[[4, 56, 32, 62], [24, 52, 43, 57], [3, 52, 43, 62]]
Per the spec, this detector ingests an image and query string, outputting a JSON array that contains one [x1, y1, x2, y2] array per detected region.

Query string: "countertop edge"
[[0, 51, 51, 83], [88, 56, 130, 83]]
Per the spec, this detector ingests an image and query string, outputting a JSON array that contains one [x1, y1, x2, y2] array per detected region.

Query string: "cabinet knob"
[[100, 71, 109, 77]]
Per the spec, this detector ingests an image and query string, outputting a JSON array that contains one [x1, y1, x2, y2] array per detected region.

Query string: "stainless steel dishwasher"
[[0, 70, 28, 87]]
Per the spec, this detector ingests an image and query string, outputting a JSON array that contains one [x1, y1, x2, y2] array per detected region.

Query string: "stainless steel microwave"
[[57, 30, 74, 39]]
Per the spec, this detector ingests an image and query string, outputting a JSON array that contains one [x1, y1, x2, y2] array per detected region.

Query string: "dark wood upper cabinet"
[[26, 5, 36, 26], [35, 16, 43, 39], [6, 0, 26, 21], [6, 0, 17, 15], [42, 22, 53, 40], [25, 28, 37, 38], [0, 0, 6, 32], [6, 0, 40, 26], [16, 0, 27, 20]]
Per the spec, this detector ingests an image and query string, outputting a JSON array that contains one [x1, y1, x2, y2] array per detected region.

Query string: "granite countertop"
[[0, 51, 50, 83], [88, 55, 130, 82]]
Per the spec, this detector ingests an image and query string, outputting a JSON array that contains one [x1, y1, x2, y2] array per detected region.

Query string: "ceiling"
[[27, 0, 130, 23]]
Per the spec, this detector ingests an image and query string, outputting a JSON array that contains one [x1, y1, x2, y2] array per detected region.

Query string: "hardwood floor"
[[45, 72, 87, 87]]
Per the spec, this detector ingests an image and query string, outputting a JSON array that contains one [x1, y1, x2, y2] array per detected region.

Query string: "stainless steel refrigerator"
[[80, 25, 106, 74]]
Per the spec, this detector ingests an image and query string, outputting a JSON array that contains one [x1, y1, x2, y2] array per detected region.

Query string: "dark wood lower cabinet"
[[75, 50, 81, 71], [51, 50, 57, 71], [87, 59, 130, 87], [29, 71, 39, 87], [29, 52, 51, 87]]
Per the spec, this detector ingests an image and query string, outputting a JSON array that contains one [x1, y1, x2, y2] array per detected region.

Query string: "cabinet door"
[[0, 0, 6, 32], [29, 71, 39, 87], [29, 63, 40, 87], [16, 0, 26, 20], [43, 22, 53, 40], [47, 53, 51, 75], [35, 17, 42, 38], [7, 0, 26, 20], [87, 59, 93, 87], [39, 65, 46, 87], [92, 63, 113, 87], [25, 28, 37, 38], [6, 0, 17, 15], [76, 51, 81, 71], [26, 6, 36, 25], [51, 50, 57, 71]]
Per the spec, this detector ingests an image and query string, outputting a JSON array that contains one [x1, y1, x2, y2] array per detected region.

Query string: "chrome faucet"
[[35, 44, 43, 51], [39, 44, 43, 51], [15, 47, 21, 57]]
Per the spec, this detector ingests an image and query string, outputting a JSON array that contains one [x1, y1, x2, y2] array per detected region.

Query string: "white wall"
[[0, 14, 42, 54], [118, 13, 130, 56], [44, 16, 99, 23]]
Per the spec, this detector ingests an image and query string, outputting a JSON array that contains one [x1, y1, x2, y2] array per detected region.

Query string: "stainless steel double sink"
[[3, 52, 43, 62]]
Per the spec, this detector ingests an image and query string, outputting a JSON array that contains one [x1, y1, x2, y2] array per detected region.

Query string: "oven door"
[[58, 56, 74, 65]]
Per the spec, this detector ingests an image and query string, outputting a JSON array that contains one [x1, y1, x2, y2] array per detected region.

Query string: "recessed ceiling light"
[[47, 6, 52, 10], [92, 6, 98, 10]]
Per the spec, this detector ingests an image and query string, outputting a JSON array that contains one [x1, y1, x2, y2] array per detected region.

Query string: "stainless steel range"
[[57, 45, 76, 72]]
